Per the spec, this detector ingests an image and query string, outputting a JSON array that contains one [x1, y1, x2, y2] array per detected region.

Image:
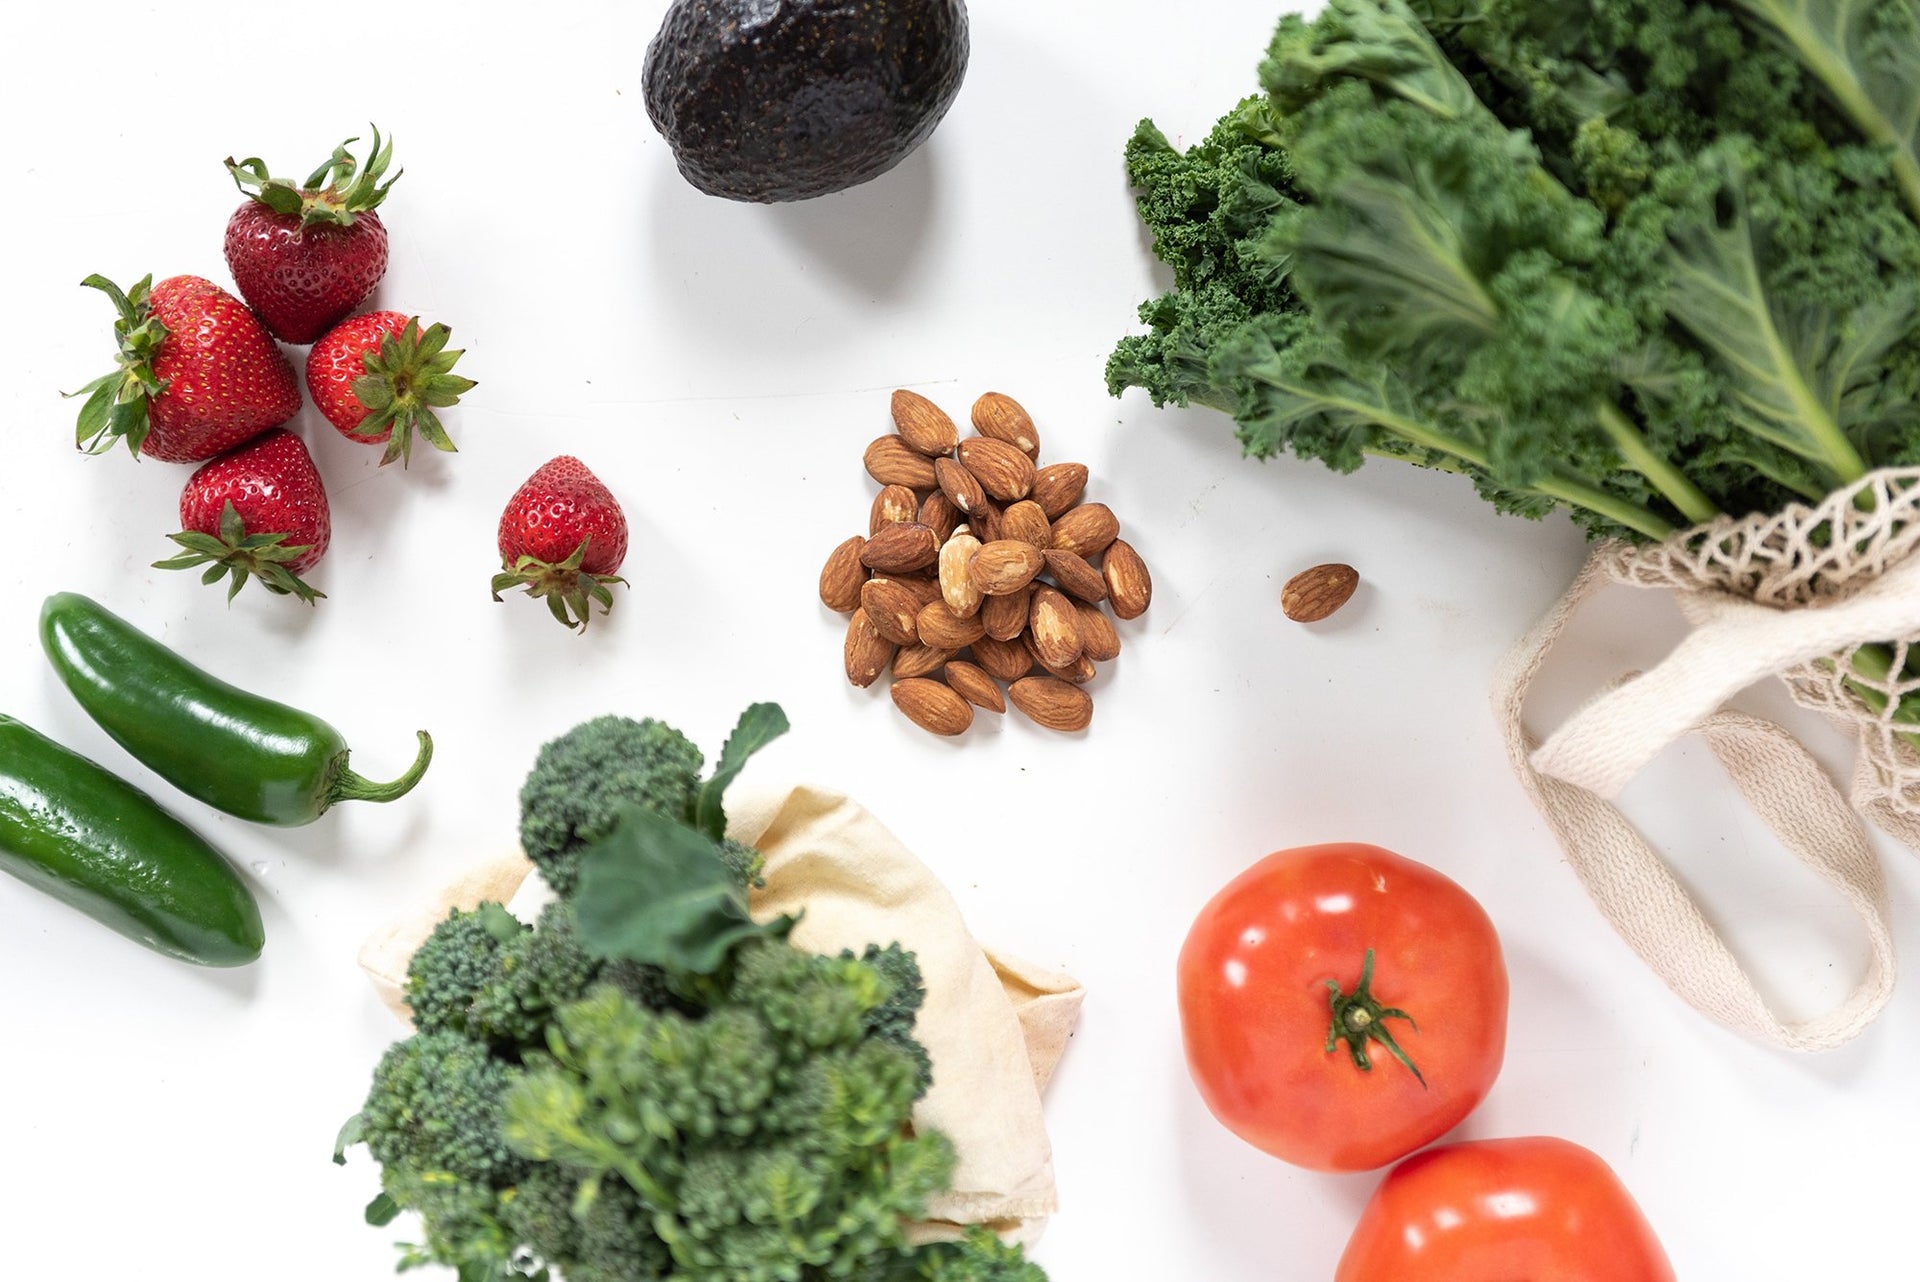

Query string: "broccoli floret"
[[362, 1031, 523, 1186], [848, 942, 934, 1099], [519, 716, 706, 896], [910, 1229, 1051, 1282], [470, 900, 601, 1047], [406, 904, 516, 1035]]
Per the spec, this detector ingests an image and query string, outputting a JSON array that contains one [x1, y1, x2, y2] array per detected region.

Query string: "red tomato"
[[1336, 1137, 1676, 1281], [1177, 843, 1507, 1171]]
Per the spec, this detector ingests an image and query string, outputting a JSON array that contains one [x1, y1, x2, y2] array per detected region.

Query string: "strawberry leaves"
[[71, 273, 170, 457], [155, 500, 326, 604], [348, 318, 475, 467], [490, 537, 626, 631], [225, 125, 401, 227]]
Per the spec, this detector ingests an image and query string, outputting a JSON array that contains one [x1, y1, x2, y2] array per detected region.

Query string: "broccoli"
[[344, 705, 1049, 1281]]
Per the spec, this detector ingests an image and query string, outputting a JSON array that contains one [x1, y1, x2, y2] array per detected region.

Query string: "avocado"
[[643, 0, 969, 203]]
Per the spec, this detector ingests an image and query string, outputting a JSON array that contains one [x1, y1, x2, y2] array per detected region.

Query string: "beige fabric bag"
[[359, 783, 1083, 1244], [1494, 468, 1920, 1051]]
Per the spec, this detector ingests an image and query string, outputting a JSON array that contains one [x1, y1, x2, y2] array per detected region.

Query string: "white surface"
[[0, 2, 1913, 1278]]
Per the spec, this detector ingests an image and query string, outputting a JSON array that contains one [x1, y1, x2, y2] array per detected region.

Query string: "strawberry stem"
[[350, 318, 476, 466], [225, 124, 400, 228], [490, 537, 626, 632], [154, 500, 325, 604], [72, 273, 169, 457]]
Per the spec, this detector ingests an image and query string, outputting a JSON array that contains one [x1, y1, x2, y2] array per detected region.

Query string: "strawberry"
[[73, 274, 301, 462], [492, 457, 630, 630], [223, 128, 398, 344], [155, 428, 331, 603], [307, 311, 475, 466]]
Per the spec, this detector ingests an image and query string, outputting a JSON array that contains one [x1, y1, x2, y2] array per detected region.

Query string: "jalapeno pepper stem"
[[328, 731, 433, 807], [1325, 948, 1427, 1088]]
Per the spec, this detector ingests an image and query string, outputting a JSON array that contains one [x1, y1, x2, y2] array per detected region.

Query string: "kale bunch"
[[1110, 0, 1920, 541], [341, 704, 1045, 1282]]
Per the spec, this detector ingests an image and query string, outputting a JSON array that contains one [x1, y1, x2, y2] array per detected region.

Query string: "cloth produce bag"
[[1495, 468, 1920, 1051], [360, 783, 1083, 1243]]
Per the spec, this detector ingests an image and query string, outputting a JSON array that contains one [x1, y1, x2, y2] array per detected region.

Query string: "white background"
[[1, 2, 1913, 1278]]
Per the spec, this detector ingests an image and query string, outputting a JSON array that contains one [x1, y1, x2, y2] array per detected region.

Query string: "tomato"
[[1336, 1137, 1676, 1281], [1177, 843, 1506, 1171]]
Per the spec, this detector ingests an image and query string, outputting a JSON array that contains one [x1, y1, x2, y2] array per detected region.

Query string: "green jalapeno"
[[39, 592, 432, 827], [0, 715, 263, 966]]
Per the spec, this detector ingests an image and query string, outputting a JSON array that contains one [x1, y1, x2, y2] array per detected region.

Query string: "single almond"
[[982, 584, 1032, 641], [916, 599, 987, 649], [1001, 500, 1052, 549], [944, 661, 1006, 713], [1009, 676, 1093, 732], [891, 389, 959, 456], [971, 391, 1040, 458], [1104, 538, 1152, 620], [972, 632, 1035, 682], [860, 522, 939, 574], [1027, 639, 1096, 685], [844, 609, 896, 688], [1075, 600, 1122, 662], [957, 437, 1036, 501], [1051, 503, 1120, 559], [891, 677, 973, 735], [1029, 586, 1083, 670], [919, 491, 961, 544], [939, 533, 984, 618], [1030, 462, 1088, 519], [935, 456, 989, 516], [870, 484, 920, 534], [1043, 548, 1108, 603], [968, 540, 1046, 595], [893, 643, 958, 680], [887, 574, 945, 610], [864, 434, 939, 489], [861, 578, 922, 645], [1282, 563, 1360, 622], [819, 535, 867, 613]]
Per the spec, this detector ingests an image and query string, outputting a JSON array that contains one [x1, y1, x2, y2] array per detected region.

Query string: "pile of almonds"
[[819, 390, 1153, 737]]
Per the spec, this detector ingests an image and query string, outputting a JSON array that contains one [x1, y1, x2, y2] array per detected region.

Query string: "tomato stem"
[[1325, 949, 1427, 1088]]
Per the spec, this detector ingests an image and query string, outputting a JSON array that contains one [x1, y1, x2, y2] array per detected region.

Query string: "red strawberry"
[[492, 457, 630, 630], [307, 311, 475, 467], [155, 428, 331, 603], [73, 274, 301, 462], [223, 128, 398, 344]]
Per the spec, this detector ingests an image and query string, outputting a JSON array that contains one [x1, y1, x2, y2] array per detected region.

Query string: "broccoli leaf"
[[574, 804, 790, 974], [693, 701, 788, 841]]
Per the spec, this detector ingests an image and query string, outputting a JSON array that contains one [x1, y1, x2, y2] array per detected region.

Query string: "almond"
[[916, 599, 987, 649], [972, 498, 1005, 544], [1051, 502, 1120, 559], [1282, 562, 1360, 622], [864, 434, 938, 489], [1028, 640, 1096, 685], [1075, 600, 1122, 662], [972, 632, 1035, 682], [893, 643, 958, 680], [1001, 500, 1051, 549], [968, 540, 1046, 596], [844, 609, 896, 688], [860, 522, 939, 573], [869, 484, 919, 534], [1043, 548, 1108, 603], [935, 456, 989, 516], [891, 389, 959, 456], [971, 391, 1040, 458], [891, 677, 973, 736], [939, 533, 984, 618], [889, 574, 945, 610], [944, 661, 1006, 713], [1028, 586, 1083, 670], [819, 536, 867, 613], [1009, 676, 1093, 732], [861, 578, 922, 645], [919, 491, 961, 544], [1030, 462, 1088, 520], [1104, 538, 1152, 620], [982, 585, 1032, 641], [957, 437, 1036, 501]]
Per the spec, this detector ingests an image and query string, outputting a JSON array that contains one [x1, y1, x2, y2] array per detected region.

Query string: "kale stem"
[[1365, 446, 1676, 540], [1594, 401, 1720, 527]]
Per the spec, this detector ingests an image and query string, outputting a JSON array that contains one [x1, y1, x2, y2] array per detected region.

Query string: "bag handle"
[[1493, 555, 1895, 1051]]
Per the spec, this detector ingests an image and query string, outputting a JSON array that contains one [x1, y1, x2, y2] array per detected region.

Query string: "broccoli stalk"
[[343, 704, 1048, 1281]]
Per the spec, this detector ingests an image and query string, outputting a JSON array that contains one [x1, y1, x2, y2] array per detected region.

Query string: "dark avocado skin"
[[644, 0, 969, 202]]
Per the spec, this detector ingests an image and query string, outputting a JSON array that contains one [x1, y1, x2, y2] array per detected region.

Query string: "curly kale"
[[345, 705, 1048, 1281], [1110, 0, 1920, 541]]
